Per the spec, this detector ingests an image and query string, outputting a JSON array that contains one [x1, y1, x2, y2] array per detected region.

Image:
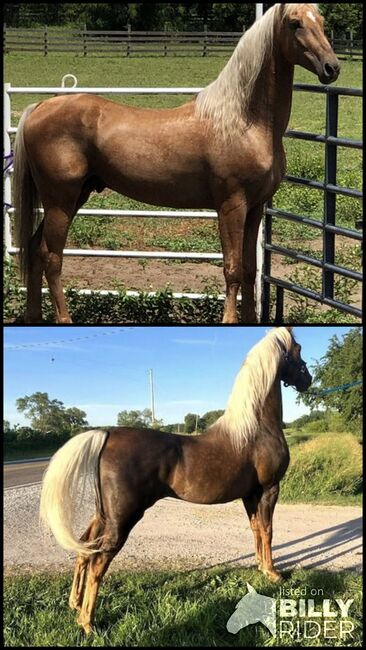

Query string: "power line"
[[4, 327, 134, 350]]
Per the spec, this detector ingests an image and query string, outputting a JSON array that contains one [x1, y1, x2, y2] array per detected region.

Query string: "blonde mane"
[[214, 327, 294, 450], [195, 4, 319, 139]]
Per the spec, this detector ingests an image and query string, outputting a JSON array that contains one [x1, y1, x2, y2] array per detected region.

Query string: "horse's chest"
[[254, 436, 289, 487], [235, 140, 286, 204]]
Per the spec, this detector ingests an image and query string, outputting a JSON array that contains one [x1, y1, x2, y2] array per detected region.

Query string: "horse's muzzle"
[[319, 60, 340, 85]]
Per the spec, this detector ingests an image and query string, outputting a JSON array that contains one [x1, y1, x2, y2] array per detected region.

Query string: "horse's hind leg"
[[69, 515, 104, 611], [242, 495, 262, 568], [77, 510, 144, 634], [25, 220, 45, 323], [42, 203, 74, 324]]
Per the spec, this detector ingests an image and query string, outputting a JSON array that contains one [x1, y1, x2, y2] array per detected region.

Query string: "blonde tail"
[[40, 429, 108, 556], [13, 103, 41, 281]]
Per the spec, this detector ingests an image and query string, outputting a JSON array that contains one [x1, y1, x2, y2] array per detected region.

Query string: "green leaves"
[[297, 327, 363, 435]]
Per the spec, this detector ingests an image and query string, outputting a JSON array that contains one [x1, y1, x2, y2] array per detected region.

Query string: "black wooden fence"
[[3, 26, 363, 59]]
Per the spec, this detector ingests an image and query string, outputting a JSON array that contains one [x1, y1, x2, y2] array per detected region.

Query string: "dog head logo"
[[227, 583, 276, 636]]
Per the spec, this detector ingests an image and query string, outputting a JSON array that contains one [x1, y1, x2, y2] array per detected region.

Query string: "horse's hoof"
[[222, 315, 239, 324], [77, 615, 94, 635], [263, 569, 284, 583], [82, 623, 94, 635]]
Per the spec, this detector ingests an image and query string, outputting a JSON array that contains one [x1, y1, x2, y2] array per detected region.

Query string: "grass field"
[[4, 444, 60, 462], [4, 567, 362, 647], [280, 433, 362, 507], [4, 55, 362, 322]]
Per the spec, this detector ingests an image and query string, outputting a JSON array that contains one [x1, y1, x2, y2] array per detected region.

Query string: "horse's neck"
[[249, 49, 294, 147], [262, 376, 284, 431]]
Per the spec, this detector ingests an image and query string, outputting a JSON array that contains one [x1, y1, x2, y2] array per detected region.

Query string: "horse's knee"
[[224, 264, 242, 287]]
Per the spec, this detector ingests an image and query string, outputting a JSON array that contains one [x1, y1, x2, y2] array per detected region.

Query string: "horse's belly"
[[104, 164, 213, 209]]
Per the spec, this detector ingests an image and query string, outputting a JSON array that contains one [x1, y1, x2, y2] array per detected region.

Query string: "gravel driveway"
[[4, 484, 362, 574]]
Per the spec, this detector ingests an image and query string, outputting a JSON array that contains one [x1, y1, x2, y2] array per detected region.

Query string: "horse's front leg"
[[241, 203, 264, 323], [257, 484, 283, 582], [217, 192, 247, 324]]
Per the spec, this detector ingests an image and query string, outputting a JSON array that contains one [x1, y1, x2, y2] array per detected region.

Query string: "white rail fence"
[[4, 78, 264, 316]]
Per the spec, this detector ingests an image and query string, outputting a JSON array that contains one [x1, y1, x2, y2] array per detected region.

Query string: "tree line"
[[4, 327, 362, 449], [4, 3, 363, 37]]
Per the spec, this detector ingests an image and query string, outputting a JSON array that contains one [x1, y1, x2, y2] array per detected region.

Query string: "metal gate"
[[262, 83, 362, 321]]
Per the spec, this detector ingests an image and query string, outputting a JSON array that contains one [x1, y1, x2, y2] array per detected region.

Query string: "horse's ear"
[[247, 582, 256, 594]]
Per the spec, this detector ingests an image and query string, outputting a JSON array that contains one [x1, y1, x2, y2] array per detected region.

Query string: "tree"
[[64, 407, 89, 434], [184, 413, 197, 433], [289, 411, 326, 430], [117, 408, 163, 428], [201, 409, 225, 428], [16, 392, 88, 436], [319, 4, 363, 38], [297, 328, 362, 434]]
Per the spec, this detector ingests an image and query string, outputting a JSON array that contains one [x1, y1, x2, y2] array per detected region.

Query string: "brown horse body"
[[13, 4, 339, 324], [40, 327, 312, 633]]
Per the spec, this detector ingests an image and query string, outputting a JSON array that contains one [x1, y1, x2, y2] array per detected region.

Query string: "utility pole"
[[195, 413, 199, 432], [149, 369, 156, 427]]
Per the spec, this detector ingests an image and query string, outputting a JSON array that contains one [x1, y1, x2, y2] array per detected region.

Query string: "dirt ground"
[[59, 246, 361, 314], [4, 484, 362, 574]]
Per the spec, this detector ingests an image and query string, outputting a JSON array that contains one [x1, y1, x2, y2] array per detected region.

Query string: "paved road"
[[4, 459, 49, 488]]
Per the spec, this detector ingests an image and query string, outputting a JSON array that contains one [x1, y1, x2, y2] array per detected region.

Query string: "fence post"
[[255, 215, 264, 322], [4, 83, 12, 258], [203, 24, 207, 57], [127, 23, 131, 57], [44, 26, 48, 56], [83, 24, 87, 56], [164, 21, 167, 56], [262, 201, 272, 322], [323, 91, 339, 300]]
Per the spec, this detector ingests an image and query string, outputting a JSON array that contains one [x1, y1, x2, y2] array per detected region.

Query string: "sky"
[[3, 325, 356, 429]]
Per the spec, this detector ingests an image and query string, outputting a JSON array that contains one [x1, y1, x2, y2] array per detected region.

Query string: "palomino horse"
[[40, 327, 312, 633], [13, 4, 339, 324]]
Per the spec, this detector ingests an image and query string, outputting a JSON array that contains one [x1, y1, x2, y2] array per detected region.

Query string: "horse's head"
[[280, 327, 312, 393], [278, 4, 340, 85]]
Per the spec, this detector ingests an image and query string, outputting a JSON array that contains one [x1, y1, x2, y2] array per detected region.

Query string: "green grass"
[[281, 433, 362, 506], [4, 445, 60, 462], [4, 567, 362, 647]]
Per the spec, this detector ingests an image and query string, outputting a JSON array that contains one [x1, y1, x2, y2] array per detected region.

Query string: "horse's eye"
[[289, 19, 301, 30]]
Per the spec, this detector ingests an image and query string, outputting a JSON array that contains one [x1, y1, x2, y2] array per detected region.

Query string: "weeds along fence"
[[3, 81, 363, 321], [3, 26, 363, 60]]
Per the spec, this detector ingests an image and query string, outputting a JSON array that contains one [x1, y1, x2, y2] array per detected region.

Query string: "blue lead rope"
[[3, 151, 14, 174], [4, 151, 14, 211], [307, 379, 363, 396]]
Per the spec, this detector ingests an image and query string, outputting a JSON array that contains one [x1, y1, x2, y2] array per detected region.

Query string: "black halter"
[[283, 351, 307, 387]]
